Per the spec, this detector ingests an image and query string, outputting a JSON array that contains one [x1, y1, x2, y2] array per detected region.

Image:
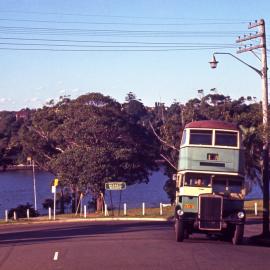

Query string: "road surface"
[[0, 221, 269, 270]]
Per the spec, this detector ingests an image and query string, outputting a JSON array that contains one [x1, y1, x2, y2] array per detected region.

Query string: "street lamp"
[[209, 55, 218, 69], [209, 51, 269, 236], [209, 52, 262, 76]]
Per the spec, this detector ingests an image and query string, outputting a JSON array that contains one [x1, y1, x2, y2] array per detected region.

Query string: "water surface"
[[0, 168, 170, 218]]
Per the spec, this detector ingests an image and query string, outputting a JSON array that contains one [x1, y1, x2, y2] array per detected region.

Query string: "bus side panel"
[[178, 147, 244, 174]]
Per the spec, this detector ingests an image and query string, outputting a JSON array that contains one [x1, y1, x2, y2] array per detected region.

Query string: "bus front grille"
[[198, 195, 223, 230]]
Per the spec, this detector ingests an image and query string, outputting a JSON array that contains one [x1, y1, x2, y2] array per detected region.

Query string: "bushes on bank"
[[8, 203, 39, 219]]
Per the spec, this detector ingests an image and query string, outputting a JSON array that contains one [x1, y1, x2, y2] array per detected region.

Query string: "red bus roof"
[[185, 120, 238, 131]]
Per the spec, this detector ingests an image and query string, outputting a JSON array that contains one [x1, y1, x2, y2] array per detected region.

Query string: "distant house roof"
[[16, 109, 30, 121], [185, 120, 238, 131]]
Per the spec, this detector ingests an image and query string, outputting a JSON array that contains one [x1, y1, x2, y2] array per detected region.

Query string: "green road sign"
[[105, 182, 126, 190]]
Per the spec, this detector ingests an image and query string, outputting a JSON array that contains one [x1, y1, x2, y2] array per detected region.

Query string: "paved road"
[[0, 221, 269, 270]]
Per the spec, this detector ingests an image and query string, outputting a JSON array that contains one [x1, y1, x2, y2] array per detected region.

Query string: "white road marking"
[[53, 251, 59, 261]]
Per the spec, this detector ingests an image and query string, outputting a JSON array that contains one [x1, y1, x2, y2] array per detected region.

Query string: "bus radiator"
[[198, 195, 223, 230]]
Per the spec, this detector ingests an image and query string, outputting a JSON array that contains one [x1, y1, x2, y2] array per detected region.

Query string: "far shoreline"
[[0, 164, 39, 172]]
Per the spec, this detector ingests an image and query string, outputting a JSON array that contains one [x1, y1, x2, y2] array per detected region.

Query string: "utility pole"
[[236, 19, 269, 236], [32, 159, 37, 211]]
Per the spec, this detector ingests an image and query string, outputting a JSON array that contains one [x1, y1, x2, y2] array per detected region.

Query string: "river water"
[[0, 168, 171, 218], [0, 167, 264, 219]]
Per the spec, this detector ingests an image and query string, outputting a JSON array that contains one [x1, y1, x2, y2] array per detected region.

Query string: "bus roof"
[[185, 120, 238, 131]]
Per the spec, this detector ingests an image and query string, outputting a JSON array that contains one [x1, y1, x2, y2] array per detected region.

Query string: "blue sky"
[[0, 0, 269, 110]]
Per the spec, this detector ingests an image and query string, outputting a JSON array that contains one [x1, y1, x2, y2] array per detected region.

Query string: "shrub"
[[8, 203, 39, 219], [42, 198, 54, 210]]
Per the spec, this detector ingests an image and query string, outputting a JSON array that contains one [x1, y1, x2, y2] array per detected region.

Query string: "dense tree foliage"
[[0, 91, 267, 205], [0, 111, 27, 169], [18, 93, 158, 212], [155, 94, 265, 202]]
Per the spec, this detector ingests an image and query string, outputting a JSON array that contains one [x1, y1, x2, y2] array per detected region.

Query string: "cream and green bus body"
[[175, 120, 245, 245]]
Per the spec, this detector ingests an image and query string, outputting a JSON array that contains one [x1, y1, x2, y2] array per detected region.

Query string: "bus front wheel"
[[175, 219, 185, 242], [232, 224, 244, 245]]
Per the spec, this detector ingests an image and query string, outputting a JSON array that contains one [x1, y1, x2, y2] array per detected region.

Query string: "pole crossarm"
[[248, 19, 264, 29], [236, 33, 263, 43], [213, 52, 262, 77], [237, 44, 264, 54]]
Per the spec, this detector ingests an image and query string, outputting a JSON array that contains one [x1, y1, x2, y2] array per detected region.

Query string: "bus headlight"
[[237, 211, 245, 219], [177, 209, 184, 216]]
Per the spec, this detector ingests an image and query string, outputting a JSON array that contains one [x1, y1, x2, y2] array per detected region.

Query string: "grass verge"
[[1, 200, 269, 225]]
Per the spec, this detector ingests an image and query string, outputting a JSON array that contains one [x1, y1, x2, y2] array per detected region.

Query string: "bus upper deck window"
[[215, 131, 238, 147], [189, 130, 212, 145]]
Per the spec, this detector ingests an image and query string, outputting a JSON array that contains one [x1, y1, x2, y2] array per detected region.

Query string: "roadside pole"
[[109, 190, 114, 216], [52, 185, 56, 220], [118, 190, 122, 216], [124, 203, 127, 216], [104, 204, 108, 216], [49, 207, 52, 220], [160, 203, 163, 216], [51, 178, 59, 221], [236, 19, 269, 236], [32, 159, 37, 211], [5, 210, 8, 222], [142, 202, 145, 216]]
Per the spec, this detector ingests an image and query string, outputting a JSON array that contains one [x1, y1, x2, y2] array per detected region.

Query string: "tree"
[[0, 111, 26, 169], [123, 92, 147, 123], [151, 94, 266, 202], [20, 92, 158, 212]]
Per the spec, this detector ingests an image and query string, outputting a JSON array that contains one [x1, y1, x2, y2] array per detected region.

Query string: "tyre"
[[232, 224, 244, 245], [175, 218, 185, 242], [223, 224, 235, 242]]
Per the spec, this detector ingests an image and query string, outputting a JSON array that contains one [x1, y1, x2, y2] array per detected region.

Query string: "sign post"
[[52, 185, 56, 220], [105, 182, 126, 216], [52, 178, 59, 221]]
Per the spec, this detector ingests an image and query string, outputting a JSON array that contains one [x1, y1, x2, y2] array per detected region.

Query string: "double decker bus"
[[174, 120, 246, 245]]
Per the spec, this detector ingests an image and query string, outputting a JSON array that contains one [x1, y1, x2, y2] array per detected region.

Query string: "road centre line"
[[53, 251, 59, 261]]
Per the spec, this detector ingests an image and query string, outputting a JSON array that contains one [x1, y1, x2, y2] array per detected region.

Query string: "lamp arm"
[[213, 52, 262, 77]]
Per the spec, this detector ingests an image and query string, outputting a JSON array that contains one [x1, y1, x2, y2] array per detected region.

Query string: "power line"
[[0, 37, 238, 46], [0, 25, 253, 39], [0, 46, 237, 52], [0, 42, 237, 49], [0, 25, 251, 34], [0, 10, 251, 22], [0, 18, 249, 26]]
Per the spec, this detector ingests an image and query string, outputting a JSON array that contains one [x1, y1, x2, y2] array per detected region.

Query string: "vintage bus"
[[174, 120, 246, 245]]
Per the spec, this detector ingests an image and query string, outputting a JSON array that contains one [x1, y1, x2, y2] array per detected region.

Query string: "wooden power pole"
[[236, 19, 269, 236]]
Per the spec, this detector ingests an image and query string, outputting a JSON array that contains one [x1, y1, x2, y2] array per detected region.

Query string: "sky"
[[0, 0, 269, 111]]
